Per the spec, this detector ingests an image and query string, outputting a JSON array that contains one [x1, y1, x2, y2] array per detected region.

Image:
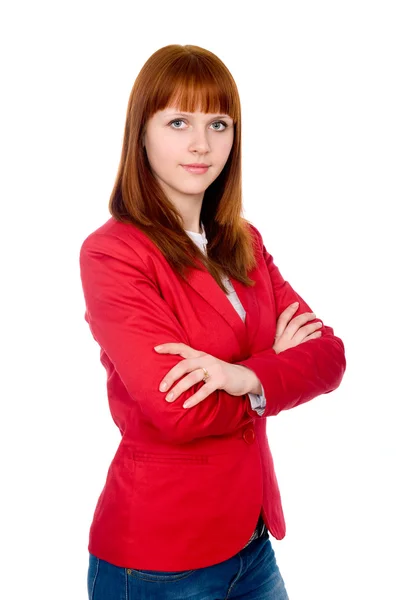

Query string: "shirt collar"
[[184, 221, 208, 245]]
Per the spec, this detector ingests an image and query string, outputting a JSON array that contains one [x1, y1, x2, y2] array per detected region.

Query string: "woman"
[[79, 44, 346, 599]]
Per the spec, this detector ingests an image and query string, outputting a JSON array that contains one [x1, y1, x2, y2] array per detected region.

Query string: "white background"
[[1, 1, 400, 598]]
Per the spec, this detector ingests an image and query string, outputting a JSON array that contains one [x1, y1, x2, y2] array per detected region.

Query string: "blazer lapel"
[[231, 276, 259, 351], [186, 262, 259, 355]]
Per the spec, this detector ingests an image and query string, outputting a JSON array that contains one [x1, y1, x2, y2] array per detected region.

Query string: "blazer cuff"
[[248, 384, 267, 416]]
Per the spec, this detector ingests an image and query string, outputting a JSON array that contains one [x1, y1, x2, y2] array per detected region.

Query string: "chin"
[[174, 182, 210, 193]]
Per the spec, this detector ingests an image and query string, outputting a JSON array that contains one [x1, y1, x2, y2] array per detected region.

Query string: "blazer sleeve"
[[79, 233, 259, 446], [236, 225, 346, 416]]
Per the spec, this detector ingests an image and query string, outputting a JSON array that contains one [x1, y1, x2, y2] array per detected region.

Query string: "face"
[[142, 107, 234, 210]]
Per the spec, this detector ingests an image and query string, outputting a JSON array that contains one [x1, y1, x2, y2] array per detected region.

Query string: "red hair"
[[109, 44, 258, 292]]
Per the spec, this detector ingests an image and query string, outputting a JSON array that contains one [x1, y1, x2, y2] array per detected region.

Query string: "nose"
[[188, 126, 211, 153]]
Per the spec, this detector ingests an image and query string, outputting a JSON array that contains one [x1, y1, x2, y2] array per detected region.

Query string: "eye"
[[168, 119, 228, 131], [211, 121, 228, 131], [169, 119, 186, 129]]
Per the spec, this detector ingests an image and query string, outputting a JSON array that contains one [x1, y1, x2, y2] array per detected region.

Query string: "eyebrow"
[[165, 111, 233, 120]]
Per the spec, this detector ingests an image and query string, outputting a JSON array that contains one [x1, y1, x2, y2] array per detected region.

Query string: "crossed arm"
[[79, 230, 346, 444]]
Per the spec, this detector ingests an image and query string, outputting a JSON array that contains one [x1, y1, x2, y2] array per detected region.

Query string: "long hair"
[[109, 44, 258, 292]]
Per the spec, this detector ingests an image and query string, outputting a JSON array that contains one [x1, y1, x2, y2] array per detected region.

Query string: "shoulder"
[[244, 221, 267, 257], [245, 220, 263, 243], [80, 217, 157, 264], [79, 217, 158, 275]]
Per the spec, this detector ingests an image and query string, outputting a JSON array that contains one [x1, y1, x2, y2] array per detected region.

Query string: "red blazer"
[[79, 217, 346, 571]]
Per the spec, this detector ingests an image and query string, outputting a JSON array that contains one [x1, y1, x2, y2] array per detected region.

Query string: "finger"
[[291, 321, 322, 345], [183, 384, 214, 409], [154, 343, 190, 354], [159, 356, 206, 393], [307, 320, 323, 333], [292, 312, 316, 326], [298, 330, 322, 344], [154, 344, 205, 362], [283, 312, 317, 338], [164, 368, 203, 400], [275, 303, 300, 339], [294, 319, 322, 337]]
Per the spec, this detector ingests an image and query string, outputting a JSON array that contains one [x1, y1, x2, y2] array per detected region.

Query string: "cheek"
[[215, 141, 234, 168], [219, 134, 234, 159], [147, 139, 177, 171], [157, 138, 184, 165]]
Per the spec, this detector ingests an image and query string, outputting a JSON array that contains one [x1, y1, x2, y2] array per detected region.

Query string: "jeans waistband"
[[242, 514, 268, 549]]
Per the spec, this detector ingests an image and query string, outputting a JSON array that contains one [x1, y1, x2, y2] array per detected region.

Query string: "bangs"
[[146, 53, 240, 123]]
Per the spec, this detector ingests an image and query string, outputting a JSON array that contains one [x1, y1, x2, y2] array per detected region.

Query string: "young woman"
[[80, 44, 346, 599]]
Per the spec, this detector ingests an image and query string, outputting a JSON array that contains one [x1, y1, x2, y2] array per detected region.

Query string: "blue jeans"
[[87, 531, 289, 599]]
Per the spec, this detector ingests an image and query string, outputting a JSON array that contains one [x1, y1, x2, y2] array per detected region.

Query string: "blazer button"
[[243, 428, 255, 444]]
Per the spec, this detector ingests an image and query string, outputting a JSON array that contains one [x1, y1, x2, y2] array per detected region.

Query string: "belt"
[[242, 513, 268, 550]]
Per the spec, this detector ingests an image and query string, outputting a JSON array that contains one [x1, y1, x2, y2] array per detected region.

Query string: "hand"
[[154, 343, 256, 408], [273, 302, 322, 354]]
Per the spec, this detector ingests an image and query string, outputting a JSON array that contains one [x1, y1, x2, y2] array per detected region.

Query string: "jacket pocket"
[[131, 450, 209, 465]]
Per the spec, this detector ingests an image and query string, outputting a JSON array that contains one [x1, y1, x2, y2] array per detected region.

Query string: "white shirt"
[[184, 223, 266, 416]]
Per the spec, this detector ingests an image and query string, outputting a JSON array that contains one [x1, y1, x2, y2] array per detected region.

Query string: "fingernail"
[[292, 302, 299, 307], [154, 346, 162, 351], [166, 392, 174, 401], [159, 382, 167, 391]]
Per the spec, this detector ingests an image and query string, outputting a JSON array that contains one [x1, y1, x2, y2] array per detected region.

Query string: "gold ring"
[[201, 367, 210, 383]]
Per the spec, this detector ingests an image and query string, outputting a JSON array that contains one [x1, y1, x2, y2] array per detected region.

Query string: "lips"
[[182, 164, 210, 168], [181, 165, 210, 174]]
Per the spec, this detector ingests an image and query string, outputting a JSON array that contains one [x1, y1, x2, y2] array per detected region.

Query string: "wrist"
[[236, 365, 263, 395]]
